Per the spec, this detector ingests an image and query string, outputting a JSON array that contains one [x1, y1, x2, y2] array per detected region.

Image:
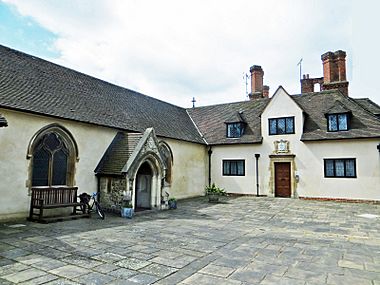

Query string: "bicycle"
[[78, 192, 105, 219]]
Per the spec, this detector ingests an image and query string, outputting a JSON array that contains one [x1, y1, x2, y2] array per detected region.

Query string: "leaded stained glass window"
[[268, 117, 295, 135], [327, 113, 348, 131], [324, 158, 356, 178], [32, 132, 69, 186], [223, 160, 245, 176], [32, 148, 49, 186], [227, 123, 245, 138]]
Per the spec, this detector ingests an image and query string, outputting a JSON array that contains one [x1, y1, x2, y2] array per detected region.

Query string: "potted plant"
[[121, 201, 134, 218], [168, 197, 177, 209], [205, 183, 226, 203]]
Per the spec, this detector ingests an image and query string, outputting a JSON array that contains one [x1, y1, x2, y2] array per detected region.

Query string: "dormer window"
[[227, 123, 245, 138], [225, 111, 247, 138], [327, 113, 349, 132], [325, 101, 351, 132]]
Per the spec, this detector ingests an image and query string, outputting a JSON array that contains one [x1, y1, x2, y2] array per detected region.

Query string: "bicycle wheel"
[[95, 202, 105, 219]]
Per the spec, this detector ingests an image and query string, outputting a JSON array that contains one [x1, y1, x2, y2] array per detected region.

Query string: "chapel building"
[[0, 45, 379, 220]]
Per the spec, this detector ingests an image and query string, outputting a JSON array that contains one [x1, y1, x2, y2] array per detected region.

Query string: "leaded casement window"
[[327, 113, 349, 132], [269, 117, 295, 135], [28, 124, 78, 189], [226, 123, 245, 138], [32, 132, 70, 186], [324, 158, 356, 178], [222, 160, 245, 176]]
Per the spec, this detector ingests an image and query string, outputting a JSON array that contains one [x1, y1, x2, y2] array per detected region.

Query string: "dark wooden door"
[[275, 162, 291, 197]]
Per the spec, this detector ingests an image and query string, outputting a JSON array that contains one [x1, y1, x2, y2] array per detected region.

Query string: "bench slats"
[[28, 187, 89, 223]]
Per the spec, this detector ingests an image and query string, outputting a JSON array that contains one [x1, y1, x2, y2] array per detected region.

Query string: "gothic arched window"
[[158, 142, 173, 184], [28, 124, 78, 187]]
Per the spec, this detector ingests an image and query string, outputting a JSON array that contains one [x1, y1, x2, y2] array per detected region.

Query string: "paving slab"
[[2, 268, 47, 283], [18, 273, 58, 285], [0, 197, 379, 284], [48, 264, 90, 279]]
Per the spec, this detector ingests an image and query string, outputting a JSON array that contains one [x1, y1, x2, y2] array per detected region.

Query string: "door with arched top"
[[135, 162, 152, 210]]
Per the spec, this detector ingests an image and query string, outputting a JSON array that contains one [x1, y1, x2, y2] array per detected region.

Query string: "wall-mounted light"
[[295, 171, 300, 183]]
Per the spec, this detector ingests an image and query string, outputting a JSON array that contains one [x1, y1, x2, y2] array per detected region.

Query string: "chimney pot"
[[262, 85, 270, 97]]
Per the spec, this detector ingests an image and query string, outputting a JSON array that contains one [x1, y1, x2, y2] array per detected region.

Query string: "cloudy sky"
[[0, 0, 379, 107]]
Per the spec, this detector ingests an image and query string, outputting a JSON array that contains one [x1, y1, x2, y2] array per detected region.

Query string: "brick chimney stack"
[[262, 85, 270, 97], [335, 50, 347, 81], [321, 50, 349, 96], [301, 74, 323, 93], [249, 65, 265, 99], [300, 50, 349, 96]]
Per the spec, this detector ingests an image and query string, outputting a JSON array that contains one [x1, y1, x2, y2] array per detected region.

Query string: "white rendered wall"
[[0, 109, 117, 220], [210, 144, 262, 195], [297, 140, 380, 200], [211, 87, 380, 201], [160, 138, 208, 199], [261, 87, 380, 201]]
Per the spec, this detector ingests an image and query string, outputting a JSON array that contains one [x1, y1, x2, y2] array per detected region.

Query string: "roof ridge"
[[344, 94, 380, 121], [0, 44, 205, 144], [0, 44, 185, 110], [187, 98, 269, 110], [354, 98, 380, 113]]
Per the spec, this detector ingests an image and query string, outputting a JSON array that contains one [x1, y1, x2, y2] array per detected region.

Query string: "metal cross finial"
[[192, 97, 196, 108]]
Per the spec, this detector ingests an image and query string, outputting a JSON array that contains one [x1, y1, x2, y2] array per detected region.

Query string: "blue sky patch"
[[0, 2, 59, 58]]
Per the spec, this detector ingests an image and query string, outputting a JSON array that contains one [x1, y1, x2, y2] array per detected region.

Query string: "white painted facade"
[[162, 138, 208, 199], [1, 87, 379, 221], [0, 109, 208, 220], [211, 87, 380, 201]]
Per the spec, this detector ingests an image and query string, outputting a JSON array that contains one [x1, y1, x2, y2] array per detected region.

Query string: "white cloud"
[[3, 0, 361, 107]]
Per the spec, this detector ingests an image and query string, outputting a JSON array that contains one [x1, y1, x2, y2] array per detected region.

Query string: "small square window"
[[227, 123, 245, 138], [324, 158, 356, 178], [327, 113, 349, 132], [223, 160, 245, 176]]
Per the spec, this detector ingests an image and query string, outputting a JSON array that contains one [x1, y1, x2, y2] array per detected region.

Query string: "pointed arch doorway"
[[135, 161, 153, 211]]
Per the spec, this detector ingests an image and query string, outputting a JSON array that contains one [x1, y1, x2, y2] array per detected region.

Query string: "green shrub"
[[205, 183, 226, 196]]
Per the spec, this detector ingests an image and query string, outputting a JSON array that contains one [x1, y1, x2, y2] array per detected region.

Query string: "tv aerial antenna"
[[243, 72, 250, 98]]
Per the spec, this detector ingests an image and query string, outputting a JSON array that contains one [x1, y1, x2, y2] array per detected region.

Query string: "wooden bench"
[[28, 187, 89, 223]]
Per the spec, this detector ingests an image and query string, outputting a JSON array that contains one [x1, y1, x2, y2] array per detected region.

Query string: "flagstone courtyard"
[[0, 197, 380, 285]]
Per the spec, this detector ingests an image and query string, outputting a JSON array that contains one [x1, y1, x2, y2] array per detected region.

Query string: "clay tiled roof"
[[187, 99, 270, 145], [292, 91, 380, 141], [0, 114, 7, 127], [353, 98, 380, 117], [224, 111, 246, 123], [0, 45, 204, 144], [95, 132, 133, 176]]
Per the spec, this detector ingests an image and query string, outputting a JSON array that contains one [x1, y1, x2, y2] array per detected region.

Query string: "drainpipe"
[[96, 176, 101, 201], [208, 147, 213, 186], [254, 153, 260, 196]]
